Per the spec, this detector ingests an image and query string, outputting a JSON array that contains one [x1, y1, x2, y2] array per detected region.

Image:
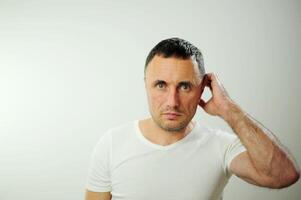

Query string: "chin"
[[159, 119, 189, 132]]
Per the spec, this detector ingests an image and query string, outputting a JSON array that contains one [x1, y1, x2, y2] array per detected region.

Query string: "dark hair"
[[144, 37, 205, 76]]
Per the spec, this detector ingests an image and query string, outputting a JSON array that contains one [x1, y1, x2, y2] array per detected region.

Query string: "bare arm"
[[85, 190, 111, 200], [224, 102, 299, 188], [199, 73, 300, 188]]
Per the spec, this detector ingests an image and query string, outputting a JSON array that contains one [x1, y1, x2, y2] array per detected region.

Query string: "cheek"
[[181, 94, 200, 111], [148, 92, 165, 109]]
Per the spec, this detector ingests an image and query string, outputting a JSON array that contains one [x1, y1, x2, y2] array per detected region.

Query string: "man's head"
[[144, 37, 205, 76], [144, 37, 206, 132]]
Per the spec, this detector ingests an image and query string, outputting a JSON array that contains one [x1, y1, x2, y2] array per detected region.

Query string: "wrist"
[[220, 101, 246, 126]]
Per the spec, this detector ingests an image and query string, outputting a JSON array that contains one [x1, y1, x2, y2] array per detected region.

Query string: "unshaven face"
[[145, 55, 204, 132]]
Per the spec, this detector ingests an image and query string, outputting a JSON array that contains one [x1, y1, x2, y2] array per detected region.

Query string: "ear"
[[199, 74, 207, 96]]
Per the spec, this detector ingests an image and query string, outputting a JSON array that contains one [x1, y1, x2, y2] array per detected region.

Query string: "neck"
[[139, 118, 195, 146]]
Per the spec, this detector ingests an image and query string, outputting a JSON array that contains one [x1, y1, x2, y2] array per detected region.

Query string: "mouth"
[[162, 112, 182, 120]]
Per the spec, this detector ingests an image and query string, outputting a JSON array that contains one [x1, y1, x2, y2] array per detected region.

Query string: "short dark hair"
[[144, 37, 205, 76]]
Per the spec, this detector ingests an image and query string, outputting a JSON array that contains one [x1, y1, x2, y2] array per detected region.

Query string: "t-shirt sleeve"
[[86, 131, 112, 192], [216, 129, 247, 178]]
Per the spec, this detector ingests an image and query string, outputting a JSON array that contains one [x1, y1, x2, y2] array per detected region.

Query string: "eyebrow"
[[152, 80, 194, 86], [151, 80, 165, 88], [178, 81, 193, 86]]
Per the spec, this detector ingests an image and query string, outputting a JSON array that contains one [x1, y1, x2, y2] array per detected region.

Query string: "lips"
[[162, 112, 181, 120]]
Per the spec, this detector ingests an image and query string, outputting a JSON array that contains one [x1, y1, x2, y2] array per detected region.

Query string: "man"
[[85, 38, 299, 200]]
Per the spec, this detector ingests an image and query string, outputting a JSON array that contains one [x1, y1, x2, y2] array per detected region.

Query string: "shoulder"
[[193, 123, 238, 146], [194, 122, 232, 137], [98, 120, 138, 146], [95, 120, 135, 142], [204, 125, 237, 140], [93, 120, 136, 151], [106, 120, 136, 137]]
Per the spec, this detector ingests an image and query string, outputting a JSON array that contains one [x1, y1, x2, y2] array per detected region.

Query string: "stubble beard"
[[151, 112, 190, 133]]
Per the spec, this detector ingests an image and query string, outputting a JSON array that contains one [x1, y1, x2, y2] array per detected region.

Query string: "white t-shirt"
[[86, 120, 246, 200]]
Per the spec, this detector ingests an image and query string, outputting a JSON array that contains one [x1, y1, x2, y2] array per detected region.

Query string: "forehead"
[[145, 55, 201, 84]]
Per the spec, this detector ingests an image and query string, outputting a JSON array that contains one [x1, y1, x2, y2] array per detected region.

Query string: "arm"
[[199, 73, 300, 188], [224, 102, 299, 188], [86, 131, 113, 198], [85, 190, 111, 200]]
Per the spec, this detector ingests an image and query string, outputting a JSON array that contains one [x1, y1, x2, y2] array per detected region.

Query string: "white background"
[[0, 0, 300, 199]]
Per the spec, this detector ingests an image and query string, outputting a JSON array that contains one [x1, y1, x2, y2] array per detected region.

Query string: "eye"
[[155, 81, 166, 89], [157, 82, 165, 89], [179, 83, 191, 91]]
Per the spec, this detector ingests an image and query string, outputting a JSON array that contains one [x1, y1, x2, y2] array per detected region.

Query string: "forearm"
[[222, 102, 299, 186]]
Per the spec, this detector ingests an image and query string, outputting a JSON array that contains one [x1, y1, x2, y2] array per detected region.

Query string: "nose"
[[166, 87, 180, 108]]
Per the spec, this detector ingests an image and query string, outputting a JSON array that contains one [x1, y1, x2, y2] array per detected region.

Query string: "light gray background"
[[0, 0, 300, 199]]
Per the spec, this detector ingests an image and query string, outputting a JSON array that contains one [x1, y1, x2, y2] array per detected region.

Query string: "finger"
[[199, 98, 206, 108], [202, 74, 213, 91], [205, 73, 225, 92], [206, 73, 218, 84], [205, 72, 213, 77], [204, 73, 214, 81], [214, 73, 223, 87], [212, 73, 228, 94]]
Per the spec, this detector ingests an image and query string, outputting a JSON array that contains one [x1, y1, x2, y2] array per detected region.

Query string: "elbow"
[[283, 169, 300, 188], [269, 170, 300, 189]]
